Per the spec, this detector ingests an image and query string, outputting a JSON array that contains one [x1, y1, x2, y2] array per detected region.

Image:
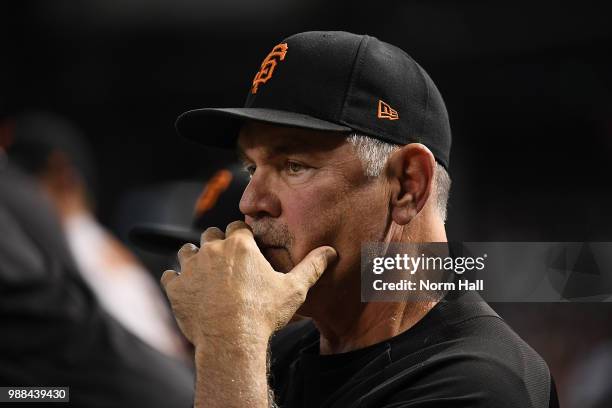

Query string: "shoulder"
[[384, 313, 554, 407]]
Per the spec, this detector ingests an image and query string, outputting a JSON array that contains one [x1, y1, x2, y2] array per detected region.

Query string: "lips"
[[255, 236, 285, 251], [260, 245, 286, 255]]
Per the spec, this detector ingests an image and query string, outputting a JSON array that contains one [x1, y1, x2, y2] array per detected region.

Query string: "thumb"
[[287, 246, 337, 290]]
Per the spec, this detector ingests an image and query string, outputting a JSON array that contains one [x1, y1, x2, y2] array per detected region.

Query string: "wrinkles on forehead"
[[236, 121, 349, 163]]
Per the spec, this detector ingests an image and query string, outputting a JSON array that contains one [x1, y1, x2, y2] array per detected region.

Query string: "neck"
[[313, 215, 447, 355], [314, 300, 436, 354]]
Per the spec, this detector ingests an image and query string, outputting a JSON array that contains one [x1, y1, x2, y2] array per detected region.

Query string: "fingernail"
[[325, 247, 338, 261]]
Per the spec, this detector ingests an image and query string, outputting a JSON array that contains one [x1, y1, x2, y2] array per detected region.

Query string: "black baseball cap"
[[176, 31, 451, 169]]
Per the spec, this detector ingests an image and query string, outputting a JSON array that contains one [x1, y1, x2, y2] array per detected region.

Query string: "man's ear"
[[387, 143, 435, 225]]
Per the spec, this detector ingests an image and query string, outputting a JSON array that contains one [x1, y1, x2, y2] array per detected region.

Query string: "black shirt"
[[270, 292, 558, 408]]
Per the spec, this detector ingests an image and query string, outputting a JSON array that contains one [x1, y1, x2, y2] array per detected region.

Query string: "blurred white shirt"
[[64, 213, 187, 360]]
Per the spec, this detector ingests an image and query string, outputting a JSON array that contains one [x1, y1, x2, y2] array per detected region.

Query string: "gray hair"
[[346, 132, 451, 222]]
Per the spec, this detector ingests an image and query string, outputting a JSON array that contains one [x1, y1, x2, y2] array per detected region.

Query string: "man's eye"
[[244, 164, 256, 177], [286, 161, 306, 174]]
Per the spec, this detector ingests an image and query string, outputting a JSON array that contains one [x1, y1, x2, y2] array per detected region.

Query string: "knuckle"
[[204, 240, 223, 255], [235, 220, 248, 228], [161, 269, 174, 281], [226, 220, 252, 236], [161, 274, 178, 294], [308, 260, 324, 280], [202, 226, 221, 239], [228, 234, 249, 249], [164, 282, 176, 297], [228, 220, 243, 228], [289, 279, 307, 300], [294, 286, 307, 300], [292, 288, 307, 305], [226, 220, 244, 232], [178, 242, 196, 255]]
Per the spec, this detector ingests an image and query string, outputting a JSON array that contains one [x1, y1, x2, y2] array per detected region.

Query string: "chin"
[[263, 248, 294, 273]]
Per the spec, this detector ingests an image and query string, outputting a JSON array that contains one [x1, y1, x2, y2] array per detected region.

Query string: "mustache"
[[250, 220, 293, 249]]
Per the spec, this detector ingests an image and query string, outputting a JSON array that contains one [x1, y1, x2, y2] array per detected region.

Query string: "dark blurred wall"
[[4, 1, 611, 237]]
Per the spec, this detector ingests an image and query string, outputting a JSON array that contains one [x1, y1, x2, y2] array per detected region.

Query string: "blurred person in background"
[[9, 111, 187, 359], [127, 164, 251, 257], [0, 110, 193, 406]]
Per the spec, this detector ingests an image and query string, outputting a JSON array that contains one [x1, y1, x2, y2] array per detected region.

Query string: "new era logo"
[[377, 100, 399, 120]]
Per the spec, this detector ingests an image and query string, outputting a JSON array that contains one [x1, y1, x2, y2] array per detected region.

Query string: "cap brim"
[[175, 108, 352, 148], [129, 224, 201, 255]]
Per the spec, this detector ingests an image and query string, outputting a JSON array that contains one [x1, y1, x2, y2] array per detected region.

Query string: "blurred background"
[[2, 1, 612, 406]]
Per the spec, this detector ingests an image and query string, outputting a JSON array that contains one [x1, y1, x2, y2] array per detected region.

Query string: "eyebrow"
[[236, 141, 310, 163], [236, 146, 250, 163]]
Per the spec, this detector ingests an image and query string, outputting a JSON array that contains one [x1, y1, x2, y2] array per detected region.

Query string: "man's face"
[[238, 122, 390, 312]]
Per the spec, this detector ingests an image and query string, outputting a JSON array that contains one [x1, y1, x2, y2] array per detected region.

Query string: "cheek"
[[279, 177, 388, 272], [282, 187, 345, 257], [291, 200, 383, 257], [340, 197, 387, 247], [329, 185, 390, 260]]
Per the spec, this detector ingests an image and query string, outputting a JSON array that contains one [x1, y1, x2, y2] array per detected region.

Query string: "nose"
[[239, 170, 282, 219]]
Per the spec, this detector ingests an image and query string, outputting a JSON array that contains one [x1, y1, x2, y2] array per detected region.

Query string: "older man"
[[162, 31, 558, 407]]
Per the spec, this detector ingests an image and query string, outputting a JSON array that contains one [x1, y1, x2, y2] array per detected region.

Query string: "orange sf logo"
[[251, 43, 288, 94]]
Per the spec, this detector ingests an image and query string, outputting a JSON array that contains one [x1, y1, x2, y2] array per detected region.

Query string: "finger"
[[287, 246, 337, 290], [178, 242, 199, 267], [161, 269, 179, 291], [225, 220, 253, 239], [201, 226, 225, 246]]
